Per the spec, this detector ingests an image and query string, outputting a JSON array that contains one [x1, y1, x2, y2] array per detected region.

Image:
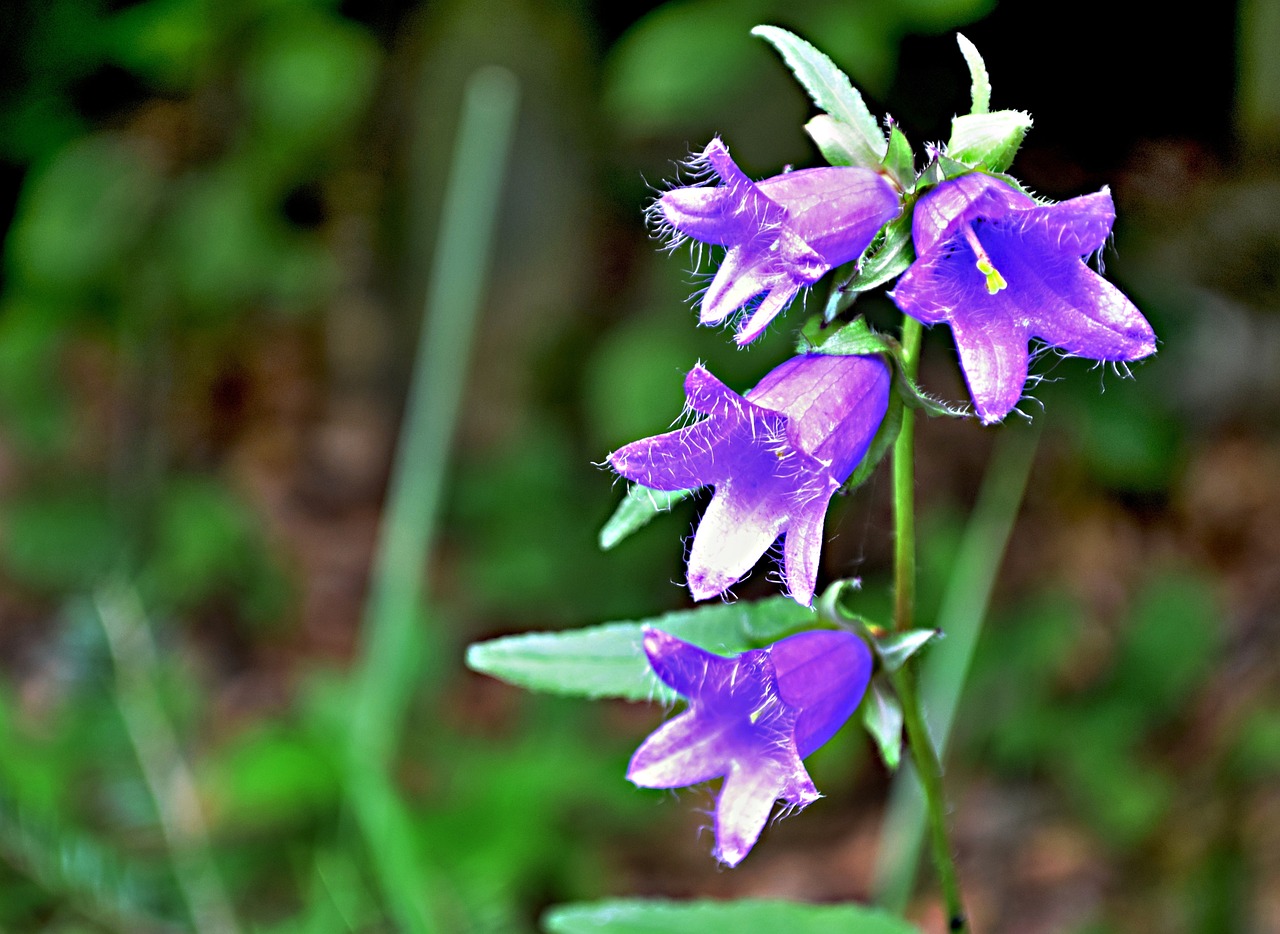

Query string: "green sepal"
[[799, 316, 968, 422], [805, 114, 863, 168], [465, 596, 818, 703], [799, 314, 894, 357], [956, 33, 991, 115], [598, 484, 693, 551], [881, 123, 915, 191], [752, 25, 885, 170], [874, 628, 944, 673], [915, 155, 974, 191], [844, 393, 904, 493], [544, 897, 922, 934], [948, 110, 1032, 173], [862, 678, 904, 771], [822, 211, 915, 322]]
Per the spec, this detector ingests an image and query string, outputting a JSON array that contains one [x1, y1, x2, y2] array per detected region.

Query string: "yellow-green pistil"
[[962, 225, 1008, 295]]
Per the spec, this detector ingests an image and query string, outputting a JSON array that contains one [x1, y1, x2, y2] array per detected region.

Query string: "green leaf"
[[543, 898, 920, 934], [948, 110, 1032, 173], [862, 680, 904, 771], [824, 212, 914, 320], [466, 597, 817, 702], [800, 316, 896, 357], [804, 114, 863, 168], [956, 33, 991, 115], [875, 629, 943, 673], [751, 26, 885, 169], [882, 123, 915, 190], [599, 485, 693, 551]]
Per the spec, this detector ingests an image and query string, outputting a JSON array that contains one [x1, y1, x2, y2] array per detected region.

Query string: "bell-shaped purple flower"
[[629, 626, 872, 866], [889, 172, 1156, 424], [609, 353, 890, 607], [654, 138, 901, 345]]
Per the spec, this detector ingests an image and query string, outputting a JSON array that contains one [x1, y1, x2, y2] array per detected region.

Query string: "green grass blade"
[[343, 65, 520, 933], [873, 423, 1039, 910]]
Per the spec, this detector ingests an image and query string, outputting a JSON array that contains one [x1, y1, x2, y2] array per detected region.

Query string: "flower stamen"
[[961, 224, 1008, 295]]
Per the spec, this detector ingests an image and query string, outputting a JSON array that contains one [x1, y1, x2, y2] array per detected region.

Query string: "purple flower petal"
[[608, 354, 891, 606], [891, 173, 1156, 423], [656, 138, 900, 343], [628, 628, 871, 866]]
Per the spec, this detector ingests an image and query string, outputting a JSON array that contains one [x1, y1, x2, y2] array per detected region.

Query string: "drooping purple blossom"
[[654, 138, 901, 345], [889, 172, 1156, 424], [628, 626, 872, 866], [609, 353, 890, 607]]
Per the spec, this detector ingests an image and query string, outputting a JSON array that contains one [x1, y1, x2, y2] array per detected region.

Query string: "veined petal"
[[713, 757, 791, 867], [950, 315, 1031, 424], [983, 230, 1156, 361], [912, 172, 1032, 255], [609, 420, 721, 491], [780, 501, 827, 608], [638, 628, 729, 697], [889, 249, 981, 327], [657, 186, 755, 246], [626, 710, 736, 789], [759, 167, 900, 266], [683, 364, 744, 417], [733, 283, 803, 346], [749, 354, 891, 479], [1009, 188, 1115, 256], [700, 246, 779, 325], [1030, 270, 1156, 360], [770, 631, 874, 757], [686, 480, 790, 601]]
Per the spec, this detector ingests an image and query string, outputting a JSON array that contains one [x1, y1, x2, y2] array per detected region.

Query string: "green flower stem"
[[892, 316, 922, 636], [889, 315, 968, 931]]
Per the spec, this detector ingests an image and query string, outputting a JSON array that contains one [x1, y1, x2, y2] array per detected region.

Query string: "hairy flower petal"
[[609, 354, 890, 605], [657, 137, 900, 343], [629, 628, 871, 866], [891, 173, 1156, 423]]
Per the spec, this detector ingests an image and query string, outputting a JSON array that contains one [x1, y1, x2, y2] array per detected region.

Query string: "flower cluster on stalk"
[[603, 30, 1156, 867]]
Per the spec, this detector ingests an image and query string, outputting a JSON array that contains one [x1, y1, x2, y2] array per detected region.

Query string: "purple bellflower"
[[629, 626, 873, 866], [890, 172, 1156, 424], [654, 138, 901, 345], [609, 353, 890, 607]]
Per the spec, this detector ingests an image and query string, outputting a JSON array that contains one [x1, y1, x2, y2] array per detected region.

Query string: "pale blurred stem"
[[891, 316, 968, 931], [94, 586, 240, 934], [340, 66, 519, 933]]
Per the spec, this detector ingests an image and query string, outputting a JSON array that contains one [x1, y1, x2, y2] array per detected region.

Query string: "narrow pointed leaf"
[[874, 628, 943, 673], [599, 484, 693, 550], [894, 367, 969, 418], [862, 680, 904, 771], [799, 316, 896, 358], [752, 26, 884, 169], [956, 34, 990, 115], [543, 898, 920, 934], [466, 597, 817, 701], [882, 124, 915, 190], [826, 212, 915, 320]]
